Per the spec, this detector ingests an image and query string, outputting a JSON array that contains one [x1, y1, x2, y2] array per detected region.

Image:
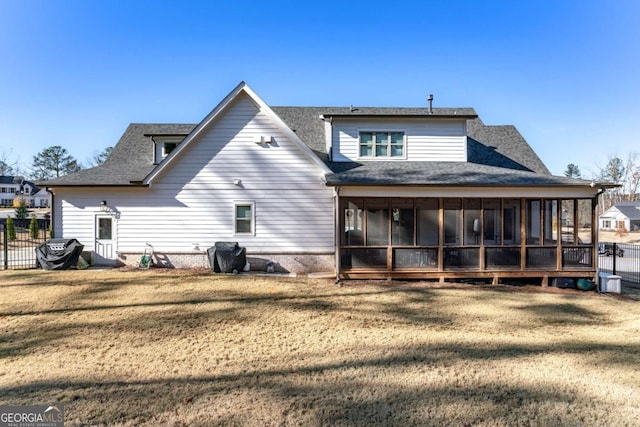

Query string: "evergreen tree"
[[6, 217, 16, 241], [32, 145, 82, 180], [601, 156, 625, 184], [15, 201, 28, 219], [29, 215, 39, 239], [564, 163, 581, 178]]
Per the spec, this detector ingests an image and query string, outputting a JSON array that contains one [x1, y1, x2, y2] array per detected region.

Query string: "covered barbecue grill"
[[36, 238, 85, 270], [207, 242, 247, 273]]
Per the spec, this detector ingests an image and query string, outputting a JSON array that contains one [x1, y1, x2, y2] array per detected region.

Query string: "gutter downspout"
[[334, 186, 341, 284], [45, 187, 54, 238], [594, 187, 606, 291]]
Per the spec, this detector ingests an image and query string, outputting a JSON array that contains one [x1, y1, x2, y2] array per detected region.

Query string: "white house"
[[40, 82, 611, 283], [0, 176, 49, 208], [599, 201, 640, 232], [0, 176, 21, 207]]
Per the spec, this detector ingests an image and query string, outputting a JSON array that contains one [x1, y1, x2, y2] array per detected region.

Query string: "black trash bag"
[[36, 238, 85, 270], [207, 242, 246, 273]]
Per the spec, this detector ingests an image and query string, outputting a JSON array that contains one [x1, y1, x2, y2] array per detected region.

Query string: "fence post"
[[612, 242, 617, 275], [2, 224, 7, 270]]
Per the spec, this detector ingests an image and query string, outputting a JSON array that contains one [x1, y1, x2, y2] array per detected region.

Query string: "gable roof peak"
[[143, 81, 331, 184]]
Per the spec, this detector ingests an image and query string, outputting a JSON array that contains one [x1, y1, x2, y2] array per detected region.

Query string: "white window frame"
[[162, 142, 178, 158], [358, 130, 406, 160], [234, 201, 255, 236], [152, 136, 184, 163]]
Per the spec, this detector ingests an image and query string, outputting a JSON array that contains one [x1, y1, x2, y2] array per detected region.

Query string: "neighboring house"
[[599, 201, 640, 232], [39, 82, 610, 283], [0, 176, 49, 208]]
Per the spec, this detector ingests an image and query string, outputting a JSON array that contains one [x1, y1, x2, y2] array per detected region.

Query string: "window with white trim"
[[234, 202, 255, 235], [359, 131, 405, 158]]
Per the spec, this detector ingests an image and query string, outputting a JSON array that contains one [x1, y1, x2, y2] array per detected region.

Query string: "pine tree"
[[32, 145, 82, 180], [15, 201, 28, 220], [564, 163, 581, 178]]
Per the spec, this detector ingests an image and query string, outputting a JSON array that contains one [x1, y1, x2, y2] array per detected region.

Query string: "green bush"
[[6, 216, 16, 241], [29, 215, 39, 239], [15, 202, 28, 220]]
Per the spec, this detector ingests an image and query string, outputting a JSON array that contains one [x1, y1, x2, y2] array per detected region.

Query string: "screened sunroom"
[[338, 196, 596, 282]]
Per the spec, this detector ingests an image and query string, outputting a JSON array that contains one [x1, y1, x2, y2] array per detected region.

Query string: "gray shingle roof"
[[317, 106, 477, 117], [614, 202, 640, 220], [0, 176, 40, 193], [467, 118, 550, 175], [0, 176, 20, 185], [323, 161, 586, 186], [38, 105, 573, 188], [39, 124, 196, 186]]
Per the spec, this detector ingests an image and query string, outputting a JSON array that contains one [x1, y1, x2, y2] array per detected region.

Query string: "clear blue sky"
[[1, 0, 639, 177]]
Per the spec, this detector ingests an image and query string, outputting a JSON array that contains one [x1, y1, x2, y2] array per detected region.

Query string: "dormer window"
[[359, 131, 405, 158], [149, 135, 186, 164], [163, 142, 178, 158]]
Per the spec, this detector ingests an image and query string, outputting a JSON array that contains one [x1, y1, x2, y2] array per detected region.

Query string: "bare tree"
[[0, 150, 19, 176], [87, 146, 113, 167], [621, 152, 640, 201]]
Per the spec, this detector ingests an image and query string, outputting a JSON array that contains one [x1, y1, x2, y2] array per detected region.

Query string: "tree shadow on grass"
[[516, 302, 604, 326], [2, 274, 638, 425], [1, 340, 637, 425]]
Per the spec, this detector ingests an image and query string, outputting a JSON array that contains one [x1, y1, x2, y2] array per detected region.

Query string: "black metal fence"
[[598, 242, 640, 292], [0, 218, 50, 270]]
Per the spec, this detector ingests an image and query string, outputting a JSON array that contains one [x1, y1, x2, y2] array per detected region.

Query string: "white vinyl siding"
[[53, 93, 335, 254], [332, 118, 467, 162]]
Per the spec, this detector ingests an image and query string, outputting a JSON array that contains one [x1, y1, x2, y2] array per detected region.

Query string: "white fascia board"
[[338, 185, 601, 199]]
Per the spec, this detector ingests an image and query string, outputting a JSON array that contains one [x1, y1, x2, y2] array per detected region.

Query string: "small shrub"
[[6, 216, 16, 241], [29, 215, 39, 239]]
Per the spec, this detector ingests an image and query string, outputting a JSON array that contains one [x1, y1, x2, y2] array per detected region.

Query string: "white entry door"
[[95, 215, 117, 265]]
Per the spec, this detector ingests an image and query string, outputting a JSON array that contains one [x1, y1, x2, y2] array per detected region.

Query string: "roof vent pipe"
[[427, 94, 434, 114]]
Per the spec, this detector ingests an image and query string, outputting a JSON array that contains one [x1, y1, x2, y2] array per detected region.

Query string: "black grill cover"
[[36, 238, 85, 270], [207, 242, 246, 273]]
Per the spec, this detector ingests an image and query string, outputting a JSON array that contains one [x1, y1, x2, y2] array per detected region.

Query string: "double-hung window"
[[359, 131, 405, 158], [234, 201, 255, 235]]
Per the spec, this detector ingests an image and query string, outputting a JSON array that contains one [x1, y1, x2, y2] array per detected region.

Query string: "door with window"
[[95, 215, 116, 265]]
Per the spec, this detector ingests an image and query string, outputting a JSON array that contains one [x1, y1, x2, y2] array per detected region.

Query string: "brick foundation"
[[114, 251, 335, 275]]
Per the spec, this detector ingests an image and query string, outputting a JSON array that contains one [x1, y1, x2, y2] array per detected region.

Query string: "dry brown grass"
[[1, 269, 639, 426], [600, 230, 640, 243]]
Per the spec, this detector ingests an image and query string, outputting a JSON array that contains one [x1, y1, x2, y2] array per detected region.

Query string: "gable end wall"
[[53, 93, 336, 272]]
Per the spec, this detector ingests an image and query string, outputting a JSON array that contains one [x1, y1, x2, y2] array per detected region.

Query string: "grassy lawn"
[[1, 270, 639, 426]]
